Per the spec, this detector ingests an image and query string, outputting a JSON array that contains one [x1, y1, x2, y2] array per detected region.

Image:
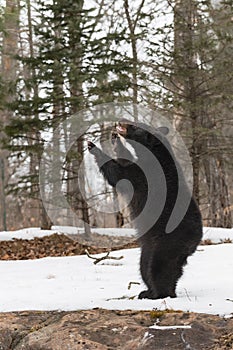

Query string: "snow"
[[149, 324, 192, 330], [0, 226, 135, 241], [0, 227, 60, 241], [0, 226, 232, 243], [0, 226, 233, 316], [202, 227, 233, 243]]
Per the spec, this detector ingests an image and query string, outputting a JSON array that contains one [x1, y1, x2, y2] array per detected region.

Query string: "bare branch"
[[128, 281, 140, 290], [85, 249, 124, 264]]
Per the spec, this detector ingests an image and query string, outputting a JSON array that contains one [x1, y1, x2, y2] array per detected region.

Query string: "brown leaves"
[[0, 233, 138, 261], [0, 234, 100, 260]]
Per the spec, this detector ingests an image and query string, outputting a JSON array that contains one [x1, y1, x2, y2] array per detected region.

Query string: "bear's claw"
[[88, 141, 96, 152]]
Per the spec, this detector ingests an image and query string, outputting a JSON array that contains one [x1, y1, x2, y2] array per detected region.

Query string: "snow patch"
[[150, 324, 192, 330], [0, 226, 232, 243], [0, 241, 233, 316]]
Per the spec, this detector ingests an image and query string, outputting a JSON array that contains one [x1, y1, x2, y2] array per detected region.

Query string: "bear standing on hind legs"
[[88, 120, 203, 300]]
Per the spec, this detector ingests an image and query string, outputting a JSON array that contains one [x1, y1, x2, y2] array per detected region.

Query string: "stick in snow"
[[85, 249, 124, 265], [128, 281, 140, 290]]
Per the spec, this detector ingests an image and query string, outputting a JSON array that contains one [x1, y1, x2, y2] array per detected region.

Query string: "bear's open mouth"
[[116, 123, 127, 136]]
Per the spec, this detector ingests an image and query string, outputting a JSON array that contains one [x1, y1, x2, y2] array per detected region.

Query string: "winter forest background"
[[0, 0, 232, 233]]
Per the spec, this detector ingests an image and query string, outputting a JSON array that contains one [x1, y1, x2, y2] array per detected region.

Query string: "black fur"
[[88, 121, 203, 299]]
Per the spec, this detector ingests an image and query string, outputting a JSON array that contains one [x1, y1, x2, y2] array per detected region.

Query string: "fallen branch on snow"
[[128, 281, 140, 290], [85, 249, 124, 265]]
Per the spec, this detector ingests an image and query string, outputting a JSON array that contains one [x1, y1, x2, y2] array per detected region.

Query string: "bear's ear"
[[157, 126, 169, 135]]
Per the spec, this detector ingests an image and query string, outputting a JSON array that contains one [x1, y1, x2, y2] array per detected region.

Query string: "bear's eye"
[[130, 124, 137, 130]]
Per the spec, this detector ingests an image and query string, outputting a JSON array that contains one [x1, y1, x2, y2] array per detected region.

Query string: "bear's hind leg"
[[138, 246, 155, 299], [139, 254, 185, 300]]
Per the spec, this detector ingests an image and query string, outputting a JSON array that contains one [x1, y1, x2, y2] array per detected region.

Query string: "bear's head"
[[115, 119, 169, 148]]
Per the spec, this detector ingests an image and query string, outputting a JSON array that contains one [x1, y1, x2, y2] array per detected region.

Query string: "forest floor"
[[0, 232, 232, 349], [0, 232, 137, 260]]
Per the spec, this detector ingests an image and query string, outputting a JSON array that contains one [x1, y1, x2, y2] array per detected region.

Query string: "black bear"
[[88, 120, 203, 299]]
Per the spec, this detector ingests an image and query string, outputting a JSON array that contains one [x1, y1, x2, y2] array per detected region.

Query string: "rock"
[[0, 309, 232, 349]]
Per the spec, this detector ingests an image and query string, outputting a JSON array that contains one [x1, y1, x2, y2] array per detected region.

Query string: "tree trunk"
[[203, 130, 232, 228], [26, 0, 47, 229], [173, 0, 202, 203], [0, 0, 19, 230], [66, 0, 91, 238], [124, 0, 145, 120]]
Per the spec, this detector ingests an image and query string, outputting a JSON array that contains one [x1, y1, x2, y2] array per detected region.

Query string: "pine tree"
[[3, 0, 136, 231]]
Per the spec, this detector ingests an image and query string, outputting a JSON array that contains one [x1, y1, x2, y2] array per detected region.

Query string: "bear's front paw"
[[88, 141, 96, 153], [111, 132, 120, 145]]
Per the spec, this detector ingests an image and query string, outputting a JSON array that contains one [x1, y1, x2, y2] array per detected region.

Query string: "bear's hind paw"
[[138, 290, 177, 300], [138, 290, 153, 299]]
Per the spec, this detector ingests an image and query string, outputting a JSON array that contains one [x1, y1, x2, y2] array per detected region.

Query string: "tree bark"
[[0, 0, 19, 230]]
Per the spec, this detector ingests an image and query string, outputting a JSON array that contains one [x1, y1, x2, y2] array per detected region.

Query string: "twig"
[[128, 281, 141, 290], [106, 295, 137, 301], [184, 288, 192, 302], [85, 249, 124, 265]]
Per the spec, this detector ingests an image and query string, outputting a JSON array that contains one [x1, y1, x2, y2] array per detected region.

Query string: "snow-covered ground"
[[0, 227, 232, 316], [0, 226, 135, 241], [0, 225, 233, 243]]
